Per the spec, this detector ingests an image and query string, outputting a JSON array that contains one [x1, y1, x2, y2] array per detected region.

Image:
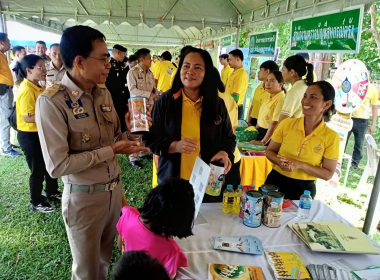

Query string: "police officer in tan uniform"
[[35, 26, 150, 280], [35, 40, 51, 66], [45, 43, 66, 88]]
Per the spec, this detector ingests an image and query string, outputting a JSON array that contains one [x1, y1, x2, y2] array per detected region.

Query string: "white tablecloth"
[[176, 200, 380, 280]]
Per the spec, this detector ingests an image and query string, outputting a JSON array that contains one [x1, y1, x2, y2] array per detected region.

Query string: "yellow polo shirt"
[[281, 80, 308, 118], [154, 60, 174, 92], [258, 91, 285, 129], [272, 117, 339, 180], [180, 92, 202, 180], [16, 79, 45, 132], [302, 71, 318, 82], [250, 83, 269, 119], [0, 52, 14, 86], [221, 65, 234, 85], [151, 60, 159, 75], [352, 84, 379, 119], [219, 92, 241, 163], [225, 67, 248, 105], [170, 67, 178, 85]]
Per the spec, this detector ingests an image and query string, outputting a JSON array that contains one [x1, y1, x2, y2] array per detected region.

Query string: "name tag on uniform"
[[101, 104, 112, 112], [47, 74, 54, 77], [74, 113, 90, 119]]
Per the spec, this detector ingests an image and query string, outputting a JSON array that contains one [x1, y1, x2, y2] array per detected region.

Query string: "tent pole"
[[236, 27, 240, 48], [362, 159, 380, 235]]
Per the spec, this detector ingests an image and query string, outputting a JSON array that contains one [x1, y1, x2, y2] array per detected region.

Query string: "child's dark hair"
[[309, 81, 336, 121], [112, 251, 170, 280], [283, 55, 314, 86], [13, 54, 42, 80], [140, 177, 195, 239], [268, 70, 287, 94]]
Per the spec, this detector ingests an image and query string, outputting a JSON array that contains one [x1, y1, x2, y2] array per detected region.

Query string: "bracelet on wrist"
[[127, 132, 141, 141]]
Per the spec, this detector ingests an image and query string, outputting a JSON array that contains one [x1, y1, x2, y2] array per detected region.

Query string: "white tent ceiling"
[[0, 0, 375, 47]]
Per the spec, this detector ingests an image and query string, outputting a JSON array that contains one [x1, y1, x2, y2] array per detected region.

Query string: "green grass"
[[0, 154, 153, 280]]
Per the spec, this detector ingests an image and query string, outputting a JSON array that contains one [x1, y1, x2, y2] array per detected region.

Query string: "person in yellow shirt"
[[279, 55, 314, 124], [150, 54, 159, 73], [154, 51, 175, 93], [219, 54, 233, 86], [250, 71, 285, 145], [248, 60, 279, 127], [265, 81, 339, 199], [14, 54, 59, 212], [225, 49, 248, 120]]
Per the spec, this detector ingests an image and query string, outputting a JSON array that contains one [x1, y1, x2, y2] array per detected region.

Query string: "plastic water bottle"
[[233, 185, 242, 214], [223, 185, 235, 213], [297, 190, 313, 219]]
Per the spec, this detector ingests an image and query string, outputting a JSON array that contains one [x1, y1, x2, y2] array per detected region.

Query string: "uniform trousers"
[[0, 87, 13, 152], [17, 131, 58, 205], [62, 182, 122, 280]]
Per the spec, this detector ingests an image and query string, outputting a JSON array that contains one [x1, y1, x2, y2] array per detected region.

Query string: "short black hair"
[[123, 56, 128, 63], [50, 43, 59, 49], [13, 54, 43, 80], [140, 177, 195, 239], [219, 54, 229, 60], [113, 44, 127, 53], [128, 54, 138, 63], [309, 81, 335, 121], [60, 26, 106, 70], [229, 49, 244, 61], [161, 51, 172, 61], [135, 48, 150, 61], [296, 52, 310, 61], [36, 40, 46, 47], [12, 46, 25, 56], [0, 33, 8, 42], [260, 60, 279, 72], [112, 251, 170, 280]]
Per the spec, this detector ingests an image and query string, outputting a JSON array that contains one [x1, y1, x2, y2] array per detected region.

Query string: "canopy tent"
[[0, 0, 375, 47]]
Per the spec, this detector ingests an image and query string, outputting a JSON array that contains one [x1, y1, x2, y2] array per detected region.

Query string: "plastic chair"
[[358, 134, 379, 187]]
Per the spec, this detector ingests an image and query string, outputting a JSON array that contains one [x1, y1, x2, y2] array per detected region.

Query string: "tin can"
[[262, 191, 284, 228], [128, 97, 149, 134], [206, 161, 225, 196], [243, 190, 263, 228], [260, 184, 279, 194], [239, 185, 255, 218]]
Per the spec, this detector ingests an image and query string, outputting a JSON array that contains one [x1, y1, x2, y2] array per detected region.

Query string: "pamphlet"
[[265, 252, 311, 279], [352, 266, 380, 280], [210, 235, 263, 255], [208, 263, 264, 280], [306, 259, 356, 280]]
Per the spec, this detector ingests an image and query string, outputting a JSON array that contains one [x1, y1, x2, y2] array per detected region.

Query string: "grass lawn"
[[0, 154, 153, 280]]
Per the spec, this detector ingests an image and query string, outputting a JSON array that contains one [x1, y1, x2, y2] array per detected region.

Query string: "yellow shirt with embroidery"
[[154, 60, 174, 92], [180, 93, 202, 180], [258, 91, 285, 129], [272, 117, 339, 180], [0, 52, 14, 86], [219, 92, 241, 163], [225, 67, 248, 105], [16, 79, 45, 132], [221, 65, 234, 85], [170, 67, 178, 86], [250, 83, 269, 119], [281, 80, 308, 118]]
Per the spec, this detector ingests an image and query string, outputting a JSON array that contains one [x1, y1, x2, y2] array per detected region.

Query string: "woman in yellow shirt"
[[250, 71, 285, 145], [14, 54, 59, 213], [265, 81, 339, 199]]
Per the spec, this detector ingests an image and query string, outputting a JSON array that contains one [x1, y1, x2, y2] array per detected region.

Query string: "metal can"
[[262, 191, 284, 228], [260, 184, 279, 194], [243, 190, 263, 228], [239, 185, 255, 218]]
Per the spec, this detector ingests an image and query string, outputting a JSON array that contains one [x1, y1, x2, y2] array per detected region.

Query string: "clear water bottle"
[[222, 185, 235, 213], [233, 185, 242, 214], [297, 190, 312, 219]]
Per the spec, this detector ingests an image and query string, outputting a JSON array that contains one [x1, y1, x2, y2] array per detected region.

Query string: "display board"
[[221, 36, 232, 47], [248, 31, 277, 56]]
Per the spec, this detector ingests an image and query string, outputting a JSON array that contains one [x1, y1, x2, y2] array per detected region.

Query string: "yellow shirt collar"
[[296, 116, 326, 136], [22, 78, 45, 93]]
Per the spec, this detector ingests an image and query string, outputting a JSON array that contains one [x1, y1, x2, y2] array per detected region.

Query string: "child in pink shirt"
[[116, 178, 195, 279]]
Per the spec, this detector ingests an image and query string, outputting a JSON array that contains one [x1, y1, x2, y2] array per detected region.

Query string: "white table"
[[176, 200, 380, 280]]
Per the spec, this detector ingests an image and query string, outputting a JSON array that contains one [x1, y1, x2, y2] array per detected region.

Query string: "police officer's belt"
[[65, 174, 120, 193]]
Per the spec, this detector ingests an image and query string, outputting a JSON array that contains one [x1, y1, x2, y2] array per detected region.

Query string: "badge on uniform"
[[101, 104, 112, 112], [82, 133, 91, 143], [65, 95, 90, 119], [138, 73, 143, 79]]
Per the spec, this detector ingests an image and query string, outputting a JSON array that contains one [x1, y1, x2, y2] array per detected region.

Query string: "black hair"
[[296, 52, 310, 61], [219, 54, 229, 61], [128, 54, 138, 63], [36, 40, 46, 47], [135, 48, 150, 61], [283, 55, 314, 86], [13, 54, 43, 80], [140, 177, 195, 239], [172, 47, 220, 123], [112, 251, 170, 280], [60, 26, 106, 70], [260, 60, 279, 72], [0, 33, 7, 42], [180, 46, 192, 56], [113, 44, 127, 53], [123, 56, 128, 63], [228, 49, 244, 61], [50, 43, 59, 49], [267, 70, 286, 94], [213, 67, 225, 93], [161, 51, 172, 61], [12, 46, 25, 56], [308, 81, 335, 121]]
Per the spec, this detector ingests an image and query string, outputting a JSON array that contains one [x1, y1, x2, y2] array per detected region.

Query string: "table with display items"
[[175, 200, 380, 280]]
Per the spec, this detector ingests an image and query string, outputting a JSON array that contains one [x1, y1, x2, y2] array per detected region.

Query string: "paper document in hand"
[[189, 157, 211, 220], [208, 263, 264, 280]]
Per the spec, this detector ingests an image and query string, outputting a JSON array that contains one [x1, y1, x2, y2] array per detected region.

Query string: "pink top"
[[116, 206, 188, 276]]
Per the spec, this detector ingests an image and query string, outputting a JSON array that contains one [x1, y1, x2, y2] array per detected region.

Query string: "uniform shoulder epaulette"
[[97, 83, 107, 89], [131, 66, 136, 71], [42, 83, 64, 98]]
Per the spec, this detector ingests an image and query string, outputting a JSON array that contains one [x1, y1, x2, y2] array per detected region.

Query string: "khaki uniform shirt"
[[40, 55, 51, 67], [45, 61, 66, 88], [36, 73, 127, 185], [127, 64, 156, 105]]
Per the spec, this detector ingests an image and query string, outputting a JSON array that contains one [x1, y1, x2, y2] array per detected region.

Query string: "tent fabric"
[[0, 0, 375, 47]]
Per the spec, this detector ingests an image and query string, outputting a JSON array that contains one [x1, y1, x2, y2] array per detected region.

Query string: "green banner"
[[221, 36, 231, 47], [290, 6, 363, 53], [248, 31, 277, 56]]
